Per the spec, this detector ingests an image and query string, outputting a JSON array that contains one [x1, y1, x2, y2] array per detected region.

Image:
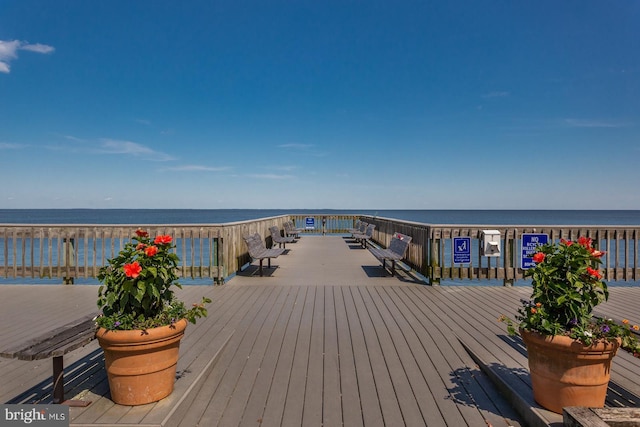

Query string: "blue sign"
[[305, 217, 316, 229], [521, 233, 549, 269], [453, 237, 471, 264]]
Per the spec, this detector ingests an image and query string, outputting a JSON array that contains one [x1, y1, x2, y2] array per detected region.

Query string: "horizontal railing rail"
[[1, 215, 638, 286]]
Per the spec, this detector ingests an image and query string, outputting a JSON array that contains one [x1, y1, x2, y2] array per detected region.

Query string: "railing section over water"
[[361, 215, 640, 285], [1, 215, 639, 286]]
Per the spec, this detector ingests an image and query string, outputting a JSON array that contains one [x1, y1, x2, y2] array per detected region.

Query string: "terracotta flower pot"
[[96, 319, 187, 406], [520, 329, 621, 414]]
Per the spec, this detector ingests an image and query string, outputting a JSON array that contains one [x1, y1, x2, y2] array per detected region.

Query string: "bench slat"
[[1, 313, 98, 360]]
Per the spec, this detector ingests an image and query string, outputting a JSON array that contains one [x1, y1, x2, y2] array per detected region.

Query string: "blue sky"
[[1, 1, 639, 210]]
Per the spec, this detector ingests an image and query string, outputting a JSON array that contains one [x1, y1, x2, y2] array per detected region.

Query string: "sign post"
[[453, 237, 471, 264], [305, 217, 316, 230], [521, 233, 549, 269]]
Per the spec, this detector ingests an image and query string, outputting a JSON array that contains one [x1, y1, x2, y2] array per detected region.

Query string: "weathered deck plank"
[[1, 236, 639, 427], [332, 286, 364, 427]]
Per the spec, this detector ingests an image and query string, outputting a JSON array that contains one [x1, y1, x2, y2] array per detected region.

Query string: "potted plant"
[[95, 229, 211, 406], [500, 236, 639, 414]]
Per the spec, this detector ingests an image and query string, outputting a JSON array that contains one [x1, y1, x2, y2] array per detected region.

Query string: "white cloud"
[[248, 173, 294, 180], [564, 118, 626, 128], [162, 165, 231, 172], [63, 134, 86, 142], [268, 165, 299, 172], [0, 39, 54, 73], [20, 43, 55, 54], [277, 143, 314, 149], [0, 142, 24, 149], [98, 139, 176, 161]]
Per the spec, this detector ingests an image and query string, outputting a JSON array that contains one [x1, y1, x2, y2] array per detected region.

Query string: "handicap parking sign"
[[453, 237, 471, 264]]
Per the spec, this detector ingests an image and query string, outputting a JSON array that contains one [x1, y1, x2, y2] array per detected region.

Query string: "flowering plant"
[[96, 229, 210, 330], [500, 237, 639, 357]]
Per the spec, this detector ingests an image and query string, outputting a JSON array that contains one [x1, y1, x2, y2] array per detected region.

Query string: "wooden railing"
[[0, 216, 291, 284], [1, 214, 638, 286], [362, 216, 640, 285]]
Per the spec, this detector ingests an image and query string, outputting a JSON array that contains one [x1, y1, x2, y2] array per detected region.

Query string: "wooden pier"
[[1, 235, 639, 426]]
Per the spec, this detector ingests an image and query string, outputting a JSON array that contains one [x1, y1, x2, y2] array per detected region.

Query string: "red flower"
[[561, 239, 573, 246], [586, 266, 602, 279], [123, 261, 142, 278], [144, 245, 158, 257], [578, 236, 592, 249], [590, 248, 606, 258], [154, 235, 172, 245], [135, 229, 149, 238], [136, 243, 146, 251], [532, 252, 545, 263]]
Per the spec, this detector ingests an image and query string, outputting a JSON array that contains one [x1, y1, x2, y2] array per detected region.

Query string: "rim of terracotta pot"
[[520, 328, 621, 354], [96, 318, 188, 345]]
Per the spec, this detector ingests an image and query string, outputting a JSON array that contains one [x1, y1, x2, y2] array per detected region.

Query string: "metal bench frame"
[[269, 226, 295, 249], [368, 232, 412, 276], [243, 233, 285, 276], [352, 223, 375, 248]]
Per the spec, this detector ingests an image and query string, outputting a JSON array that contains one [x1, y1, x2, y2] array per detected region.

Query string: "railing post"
[[429, 236, 441, 286], [503, 231, 514, 286], [216, 233, 224, 285], [63, 237, 75, 285]]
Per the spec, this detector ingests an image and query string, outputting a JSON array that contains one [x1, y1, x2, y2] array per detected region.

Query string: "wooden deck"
[[1, 235, 639, 427]]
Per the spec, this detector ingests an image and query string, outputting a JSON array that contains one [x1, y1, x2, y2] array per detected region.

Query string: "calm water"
[[1, 209, 640, 225]]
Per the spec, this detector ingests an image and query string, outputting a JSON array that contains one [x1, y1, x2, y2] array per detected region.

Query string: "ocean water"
[[1, 208, 640, 225]]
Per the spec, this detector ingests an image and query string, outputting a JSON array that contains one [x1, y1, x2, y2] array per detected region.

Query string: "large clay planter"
[[520, 329, 620, 414], [96, 319, 187, 406]]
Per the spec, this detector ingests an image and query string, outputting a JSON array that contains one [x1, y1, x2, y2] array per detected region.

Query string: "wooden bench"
[[269, 226, 295, 248], [243, 233, 285, 276], [352, 223, 375, 248], [368, 232, 412, 276], [0, 313, 98, 405]]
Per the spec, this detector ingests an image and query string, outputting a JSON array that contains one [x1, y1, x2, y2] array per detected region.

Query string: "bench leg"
[[391, 260, 396, 277], [259, 259, 264, 276], [53, 356, 64, 404]]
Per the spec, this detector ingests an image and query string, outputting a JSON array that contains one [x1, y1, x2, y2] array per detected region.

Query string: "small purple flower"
[[170, 318, 176, 324], [601, 325, 611, 334], [114, 321, 121, 327], [569, 318, 578, 326]]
